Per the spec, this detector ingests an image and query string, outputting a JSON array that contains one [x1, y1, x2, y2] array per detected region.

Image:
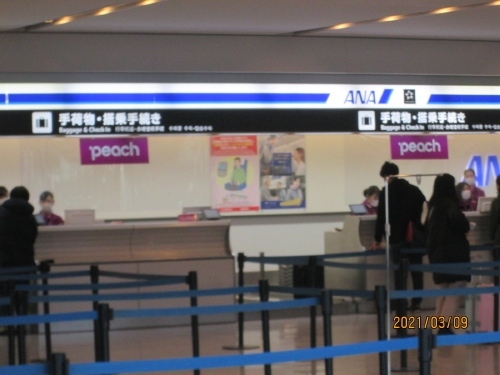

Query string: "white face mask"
[[465, 177, 476, 186], [371, 199, 379, 207], [41, 203, 53, 213], [461, 190, 471, 200]]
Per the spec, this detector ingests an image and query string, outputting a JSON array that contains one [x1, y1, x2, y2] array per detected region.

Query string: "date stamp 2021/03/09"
[[393, 316, 468, 330]]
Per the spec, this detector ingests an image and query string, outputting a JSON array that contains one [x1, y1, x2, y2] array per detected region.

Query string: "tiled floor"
[[2, 311, 500, 374]]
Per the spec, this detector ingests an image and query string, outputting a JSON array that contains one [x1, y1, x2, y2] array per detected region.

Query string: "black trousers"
[[392, 243, 424, 309]]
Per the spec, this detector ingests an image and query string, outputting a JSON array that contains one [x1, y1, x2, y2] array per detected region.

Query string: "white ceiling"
[[1, 0, 500, 40]]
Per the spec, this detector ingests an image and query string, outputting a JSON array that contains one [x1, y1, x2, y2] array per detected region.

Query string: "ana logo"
[[80, 137, 149, 165], [390, 135, 448, 160], [465, 155, 500, 187], [344, 89, 393, 105]]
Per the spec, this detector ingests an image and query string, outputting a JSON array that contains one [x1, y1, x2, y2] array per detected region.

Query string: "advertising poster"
[[259, 134, 306, 210], [210, 136, 260, 212]]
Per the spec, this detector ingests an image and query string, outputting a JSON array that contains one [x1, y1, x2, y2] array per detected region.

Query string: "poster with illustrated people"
[[210, 136, 260, 212], [259, 134, 306, 210]]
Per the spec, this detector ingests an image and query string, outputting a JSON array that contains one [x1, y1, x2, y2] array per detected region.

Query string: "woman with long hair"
[[426, 173, 470, 335]]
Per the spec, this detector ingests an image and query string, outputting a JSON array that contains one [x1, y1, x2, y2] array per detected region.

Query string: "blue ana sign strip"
[[428, 94, 500, 105], [6, 93, 330, 105]]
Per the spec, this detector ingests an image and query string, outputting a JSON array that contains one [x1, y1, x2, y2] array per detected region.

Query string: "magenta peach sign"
[[80, 137, 149, 165], [390, 135, 448, 160]]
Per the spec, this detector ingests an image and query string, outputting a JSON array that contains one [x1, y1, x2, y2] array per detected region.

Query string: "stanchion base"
[[222, 344, 260, 351], [391, 367, 419, 373]]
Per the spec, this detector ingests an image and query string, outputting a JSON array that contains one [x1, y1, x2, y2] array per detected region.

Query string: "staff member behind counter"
[[38, 191, 64, 225], [463, 168, 485, 211], [362, 185, 380, 215]]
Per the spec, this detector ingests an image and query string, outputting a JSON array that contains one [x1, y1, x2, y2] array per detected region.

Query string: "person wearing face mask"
[[362, 185, 380, 215], [456, 182, 473, 211], [463, 169, 485, 211], [39, 191, 64, 225], [0, 186, 8, 206]]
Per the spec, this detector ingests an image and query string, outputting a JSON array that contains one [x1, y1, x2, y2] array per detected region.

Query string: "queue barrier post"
[[393, 257, 413, 372], [259, 279, 272, 375], [417, 329, 434, 375], [90, 265, 101, 362], [39, 260, 53, 360], [188, 271, 200, 375], [15, 291, 29, 365], [321, 289, 334, 375], [49, 353, 69, 375], [7, 281, 16, 365], [493, 246, 500, 332], [96, 303, 113, 362], [308, 256, 318, 349], [259, 252, 265, 280], [375, 285, 388, 375], [237, 253, 245, 349], [223, 253, 259, 351]]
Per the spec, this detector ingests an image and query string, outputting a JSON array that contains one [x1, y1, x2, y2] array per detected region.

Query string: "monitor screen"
[[349, 204, 368, 215], [202, 209, 221, 220], [34, 213, 46, 226], [65, 209, 95, 225], [477, 197, 494, 213], [182, 206, 211, 215]]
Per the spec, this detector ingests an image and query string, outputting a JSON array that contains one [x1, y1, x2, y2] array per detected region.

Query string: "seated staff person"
[[39, 191, 64, 225], [456, 182, 473, 211], [362, 185, 380, 215]]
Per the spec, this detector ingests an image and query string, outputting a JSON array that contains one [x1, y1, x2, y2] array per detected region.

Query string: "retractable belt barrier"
[[0, 337, 420, 375], [0, 263, 194, 368], [390, 284, 500, 299], [0, 270, 90, 283], [400, 244, 495, 255], [29, 286, 260, 304], [319, 260, 398, 271], [3, 331, 500, 375], [0, 265, 38, 276], [15, 278, 187, 292]]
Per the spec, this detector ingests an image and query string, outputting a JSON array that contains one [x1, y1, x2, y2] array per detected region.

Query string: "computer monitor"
[[202, 209, 221, 220], [182, 206, 211, 215], [349, 204, 368, 215], [477, 197, 494, 213], [34, 213, 47, 226], [65, 209, 95, 225], [182, 206, 213, 220]]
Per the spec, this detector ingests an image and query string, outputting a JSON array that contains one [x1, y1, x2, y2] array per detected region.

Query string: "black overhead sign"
[[1, 109, 500, 137]]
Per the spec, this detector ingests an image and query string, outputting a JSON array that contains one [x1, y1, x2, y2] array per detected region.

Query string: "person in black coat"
[[489, 175, 500, 246], [372, 162, 427, 311], [426, 174, 470, 335], [0, 186, 38, 268]]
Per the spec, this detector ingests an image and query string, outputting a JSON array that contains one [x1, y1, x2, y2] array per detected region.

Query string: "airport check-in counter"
[[325, 213, 493, 307], [35, 220, 234, 332]]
